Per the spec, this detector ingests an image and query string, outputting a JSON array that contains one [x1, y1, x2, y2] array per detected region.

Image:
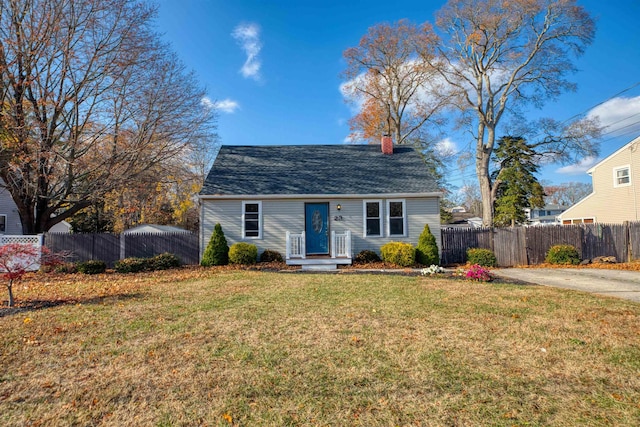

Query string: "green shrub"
[[354, 250, 381, 264], [201, 223, 229, 266], [77, 260, 107, 275], [54, 262, 78, 274], [545, 244, 580, 265], [151, 253, 181, 270], [259, 249, 283, 263], [114, 257, 149, 273], [466, 248, 497, 267], [380, 242, 416, 267], [229, 242, 258, 265], [416, 224, 439, 266], [114, 253, 181, 273]]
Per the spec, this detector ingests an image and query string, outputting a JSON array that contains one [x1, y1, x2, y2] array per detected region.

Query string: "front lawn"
[[1, 270, 639, 426]]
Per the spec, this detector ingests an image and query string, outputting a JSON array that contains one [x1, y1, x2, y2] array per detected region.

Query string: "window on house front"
[[387, 199, 406, 237], [614, 165, 631, 187], [0, 215, 5, 233], [363, 200, 382, 237], [242, 201, 262, 238]]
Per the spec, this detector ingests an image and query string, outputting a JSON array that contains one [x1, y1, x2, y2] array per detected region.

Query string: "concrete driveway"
[[494, 268, 640, 303]]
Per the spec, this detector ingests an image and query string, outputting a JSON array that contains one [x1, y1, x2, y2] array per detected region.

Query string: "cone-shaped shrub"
[[201, 223, 229, 266], [416, 224, 439, 266]]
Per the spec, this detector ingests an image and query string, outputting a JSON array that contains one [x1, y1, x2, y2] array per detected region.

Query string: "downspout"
[[632, 143, 638, 221]]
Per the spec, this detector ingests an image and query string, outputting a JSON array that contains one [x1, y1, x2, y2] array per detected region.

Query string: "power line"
[[560, 81, 640, 125]]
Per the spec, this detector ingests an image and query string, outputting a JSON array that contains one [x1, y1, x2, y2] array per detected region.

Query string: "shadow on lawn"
[[0, 292, 145, 317]]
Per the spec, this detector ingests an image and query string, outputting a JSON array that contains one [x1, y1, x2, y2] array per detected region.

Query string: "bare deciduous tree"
[[429, 0, 598, 225], [0, 0, 216, 233], [544, 181, 592, 206]]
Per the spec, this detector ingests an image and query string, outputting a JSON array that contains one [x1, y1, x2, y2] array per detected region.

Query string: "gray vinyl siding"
[[348, 198, 441, 255], [0, 187, 23, 234], [201, 196, 441, 259], [201, 199, 305, 257]]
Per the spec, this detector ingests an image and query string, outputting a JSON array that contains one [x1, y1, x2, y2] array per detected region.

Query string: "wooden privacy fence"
[[441, 222, 640, 267], [44, 232, 199, 267], [40, 222, 640, 268]]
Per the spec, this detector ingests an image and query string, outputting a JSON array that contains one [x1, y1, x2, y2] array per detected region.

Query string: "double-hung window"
[[614, 165, 631, 187], [0, 215, 5, 233], [363, 200, 382, 237], [242, 201, 262, 239], [387, 199, 406, 237]]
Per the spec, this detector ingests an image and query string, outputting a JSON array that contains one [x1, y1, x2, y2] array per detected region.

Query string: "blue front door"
[[305, 203, 329, 255]]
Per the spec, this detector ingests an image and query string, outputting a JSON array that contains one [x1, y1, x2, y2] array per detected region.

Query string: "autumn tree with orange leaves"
[[0, 0, 217, 234], [342, 20, 448, 146]]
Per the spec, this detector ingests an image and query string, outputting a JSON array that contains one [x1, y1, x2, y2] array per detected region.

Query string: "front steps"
[[286, 257, 351, 271]]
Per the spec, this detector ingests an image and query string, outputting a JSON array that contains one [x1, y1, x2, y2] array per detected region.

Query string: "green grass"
[[1, 270, 639, 426]]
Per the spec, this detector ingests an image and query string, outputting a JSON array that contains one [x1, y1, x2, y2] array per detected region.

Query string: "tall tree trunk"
[[476, 123, 496, 227], [477, 160, 493, 227], [19, 206, 36, 235]]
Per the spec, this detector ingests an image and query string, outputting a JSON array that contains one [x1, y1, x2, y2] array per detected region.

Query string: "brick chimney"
[[381, 134, 393, 155]]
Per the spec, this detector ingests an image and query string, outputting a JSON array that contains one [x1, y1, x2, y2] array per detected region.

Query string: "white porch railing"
[[331, 230, 351, 259], [285, 230, 352, 260], [286, 231, 306, 259]]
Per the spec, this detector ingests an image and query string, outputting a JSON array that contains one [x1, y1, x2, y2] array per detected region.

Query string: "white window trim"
[[242, 201, 262, 239], [363, 200, 383, 238], [613, 165, 631, 188], [386, 199, 407, 237]]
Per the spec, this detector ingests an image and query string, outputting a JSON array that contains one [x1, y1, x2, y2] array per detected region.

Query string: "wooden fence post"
[[119, 234, 125, 260], [624, 221, 632, 262]]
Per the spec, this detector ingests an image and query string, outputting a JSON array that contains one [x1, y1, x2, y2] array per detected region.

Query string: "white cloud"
[[200, 97, 214, 109], [435, 137, 458, 157], [201, 97, 240, 114], [232, 23, 262, 81], [587, 96, 640, 136], [555, 156, 599, 175], [343, 131, 364, 144], [216, 99, 240, 113]]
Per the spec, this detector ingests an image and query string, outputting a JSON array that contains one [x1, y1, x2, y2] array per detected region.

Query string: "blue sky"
[[156, 0, 640, 188]]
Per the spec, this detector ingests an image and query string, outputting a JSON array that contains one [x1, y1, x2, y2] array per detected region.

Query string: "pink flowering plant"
[[464, 264, 493, 282]]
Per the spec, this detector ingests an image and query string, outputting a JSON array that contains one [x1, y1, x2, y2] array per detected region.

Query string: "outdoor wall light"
[[337, 204, 342, 211]]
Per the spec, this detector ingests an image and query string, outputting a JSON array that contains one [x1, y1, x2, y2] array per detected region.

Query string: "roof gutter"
[[198, 192, 443, 200]]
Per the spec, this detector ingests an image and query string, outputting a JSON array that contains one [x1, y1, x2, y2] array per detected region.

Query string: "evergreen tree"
[[492, 136, 545, 227], [201, 223, 229, 266], [416, 224, 440, 266]]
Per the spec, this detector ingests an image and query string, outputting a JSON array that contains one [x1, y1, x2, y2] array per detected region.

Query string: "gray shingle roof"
[[200, 144, 439, 196]]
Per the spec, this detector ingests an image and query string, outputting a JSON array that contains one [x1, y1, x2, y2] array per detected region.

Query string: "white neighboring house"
[[525, 204, 569, 226], [559, 135, 640, 224], [48, 221, 72, 233], [0, 186, 23, 235]]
